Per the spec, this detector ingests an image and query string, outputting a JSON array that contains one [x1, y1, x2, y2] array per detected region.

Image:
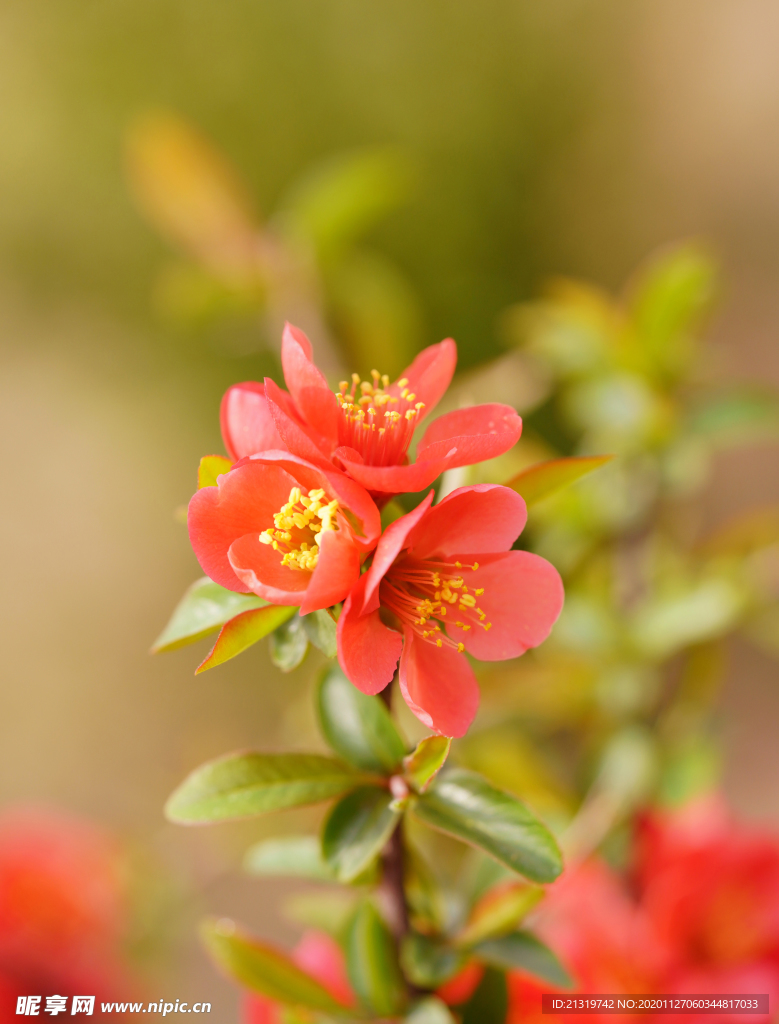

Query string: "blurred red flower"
[[241, 930, 354, 1024], [337, 484, 563, 736], [188, 451, 380, 614], [508, 797, 779, 1024], [221, 323, 522, 500], [0, 807, 134, 1022]]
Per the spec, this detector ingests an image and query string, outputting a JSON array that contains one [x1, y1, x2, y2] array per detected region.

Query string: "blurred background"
[[1, 0, 778, 1016]]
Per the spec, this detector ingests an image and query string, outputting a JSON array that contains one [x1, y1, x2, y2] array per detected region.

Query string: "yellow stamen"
[[259, 486, 340, 571]]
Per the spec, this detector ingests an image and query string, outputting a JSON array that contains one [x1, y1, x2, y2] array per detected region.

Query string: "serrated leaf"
[[411, 769, 563, 884], [301, 609, 338, 657], [400, 933, 466, 989], [322, 786, 401, 883], [151, 577, 267, 653], [460, 967, 507, 1024], [346, 901, 406, 1017], [196, 604, 297, 673], [201, 917, 349, 1014], [243, 836, 334, 881], [317, 663, 407, 773], [405, 997, 457, 1024], [456, 882, 544, 947], [269, 614, 309, 672], [505, 455, 613, 507], [404, 736, 451, 794], [165, 752, 365, 824], [198, 454, 233, 489], [474, 930, 573, 989]]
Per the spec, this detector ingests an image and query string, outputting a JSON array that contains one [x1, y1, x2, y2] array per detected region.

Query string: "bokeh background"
[[2, 0, 778, 1015]]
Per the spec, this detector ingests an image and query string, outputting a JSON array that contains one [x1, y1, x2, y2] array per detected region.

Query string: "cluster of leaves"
[[126, 111, 421, 374], [452, 242, 779, 853], [163, 662, 567, 1021]]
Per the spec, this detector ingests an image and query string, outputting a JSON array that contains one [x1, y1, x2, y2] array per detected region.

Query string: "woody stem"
[[379, 678, 412, 943]]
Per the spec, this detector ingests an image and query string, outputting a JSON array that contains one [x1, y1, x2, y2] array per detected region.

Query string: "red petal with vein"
[[188, 462, 299, 591], [228, 533, 310, 604], [361, 491, 434, 613], [220, 382, 286, 460], [337, 575, 402, 695], [298, 529, 361, 616], [408, 484, 527, 561], [281, 323, 339, 447], [398, 629, 480, 737], [417, 403, 522, 468], [449, 551, 564, 661], [264, 377, 333, 464], [393, 338, 457, 422], [334, 450, 452, 497]]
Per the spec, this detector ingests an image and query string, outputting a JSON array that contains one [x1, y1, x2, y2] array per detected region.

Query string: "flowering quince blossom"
[[188, 451, 380, 614], [337, 484, 564, 737], [220, 322, 523, 498]]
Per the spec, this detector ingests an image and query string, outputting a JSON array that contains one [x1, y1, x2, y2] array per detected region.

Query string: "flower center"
[[379, 557, 492, 653], [335, 371, 425, 467], [259, 487, 339, 571]]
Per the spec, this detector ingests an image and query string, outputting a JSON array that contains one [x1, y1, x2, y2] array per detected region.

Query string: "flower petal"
[[188, 461, 299, 591], [416, 403, 522, 468], [281, 323, 339, 447], [361, 491, 435, 613], [398, 630, 480, 737], [334, 449, 452, 498], [220, 381, 286, 460], [228, 533, 310, 604], [337, 575, 402, 695], [408, 484, 527, 561], [264, 377, 333, 465], [245, 450, 381, 552], [448, 551, 564, 661], [299, 528, 361, 616], [393, 339, 457, 422]]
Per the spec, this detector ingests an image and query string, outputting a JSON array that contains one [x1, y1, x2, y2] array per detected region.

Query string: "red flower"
[[221, 323, 523, 498], [0, 806, 135, 1021], [336, 484, 564, 737], [242, 931, 354, 1024], [188, 452, 380, 615]]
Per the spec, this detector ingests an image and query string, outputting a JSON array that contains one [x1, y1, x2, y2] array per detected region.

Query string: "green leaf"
[[201, 917, 349, 1014], [346, 901, 406, 1017], [460, 967, 508, 1024], [196, 604, 297, 673], [269, 614, 309, 672], [243, 836, 334, 882], [689, 390, 779, 445], [405, 998, 457, 1024], [505, 455, 613, 507], [400, 932, 466, 989], [317, 663, 406, 774], [322, 786, 401, 883], [456, 883, 544, 947], [151, 577, 267, 653], [474, 930, 573, 989], [629, 580, 746, 660], [404, 736, 451, 794], [278, 147, 414, 257], [283, 890, 360, 940], [198, 454, 233, 489], [629, 241, 717, 377], [411, 769, 563, 884], [301, 609, 338, 657], [165, 752, 365, 824]]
